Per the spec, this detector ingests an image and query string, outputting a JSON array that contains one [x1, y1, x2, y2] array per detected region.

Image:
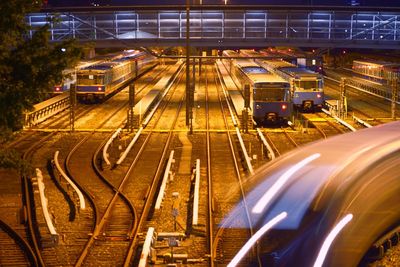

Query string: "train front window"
[[297, 80, 318, 90], [77, 74, 104, 85], [254, 88, 287, 101]]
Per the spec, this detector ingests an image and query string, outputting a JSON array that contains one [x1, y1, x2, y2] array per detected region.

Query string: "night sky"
[[47, 0, 400, 7]]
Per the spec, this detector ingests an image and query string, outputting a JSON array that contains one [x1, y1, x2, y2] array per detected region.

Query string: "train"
[[53, 68, 75, 94], [52, 55, 122, 95], [261, 48, 324, 74], [352, 59, 400, 85], [222, 50, 291, 125], [240, 50, 324, 111], [258, 60, 324, 111], [76, 50, 157, 102], [223, 120, 400, 267]]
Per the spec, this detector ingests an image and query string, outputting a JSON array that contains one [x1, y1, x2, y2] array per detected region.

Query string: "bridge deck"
[[28, 5, 400, 49]]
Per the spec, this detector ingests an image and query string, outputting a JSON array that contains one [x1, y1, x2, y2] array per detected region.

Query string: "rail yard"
[[0, 52, 399, 267]]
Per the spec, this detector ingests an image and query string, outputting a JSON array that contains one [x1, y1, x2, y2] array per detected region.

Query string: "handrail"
[[352, 115, 373, 128], [256, 128, 276, 160], [116, 127, 143, 165], [35, 168, 58, 237], [155, 150, 175, 210], [53, 151, 86, 210], [103, 128, 122, 166], [192, 159, 200, 226], [138, 227, 155, 267], [321, 108, 357, 132], [235, 128, 254, 174]]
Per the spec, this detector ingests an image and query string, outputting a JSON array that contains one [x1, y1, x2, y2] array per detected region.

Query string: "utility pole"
[[69, 83, 76, 132], [243, 84, 250, 133], [185, 0, 191, 130], [127, 83, 135, 132], [391, 78, 398, 120], [339, 78, 347, 119]]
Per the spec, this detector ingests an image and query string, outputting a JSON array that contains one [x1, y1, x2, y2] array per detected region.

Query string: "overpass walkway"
[[28, 5, 400, 49]]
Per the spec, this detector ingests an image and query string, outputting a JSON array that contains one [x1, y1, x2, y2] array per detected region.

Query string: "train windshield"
[[296, 80, 320, 90], [253, 88, 287, 101], [77, 74, 104, 85], [254, 83, 289, 101]]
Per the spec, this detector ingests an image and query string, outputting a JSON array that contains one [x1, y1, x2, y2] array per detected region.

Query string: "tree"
[[0, 0, 82, 131], [0, 1, 82, 173]]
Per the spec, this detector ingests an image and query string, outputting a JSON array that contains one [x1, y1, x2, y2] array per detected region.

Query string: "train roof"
[[82, 62, 116, 70], [80, 52, 142, 71], [235, 61, 261, 69], [247, 72, 288, 84], [239, 49, 261, 57], [260, 59, 295, 68], [353, 59, 400, 68], [280, 67, 320, 77], [222, 50, 240, 57]]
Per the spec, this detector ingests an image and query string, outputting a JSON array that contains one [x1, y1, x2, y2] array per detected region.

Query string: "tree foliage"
[[0, 0, 82, 131], [0, 1, 82, 172]]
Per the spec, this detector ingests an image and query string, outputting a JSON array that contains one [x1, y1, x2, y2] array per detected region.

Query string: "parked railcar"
[[262, 48, 324, 73], [222, 50, 291, 125], [76, 51, 157, 102], [258, 59, 324, 111], [353, 59, 400, 85], [53, 59, 109, 95], [223, 120, 400, 267]]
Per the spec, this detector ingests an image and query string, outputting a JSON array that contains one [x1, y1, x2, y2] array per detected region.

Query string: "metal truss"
[[27, 8, 400, 48]]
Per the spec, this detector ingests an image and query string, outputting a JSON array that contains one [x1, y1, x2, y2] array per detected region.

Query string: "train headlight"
[[317, 93, 321, 98], [256, 104, 261, 109], [55, 87, 60, 91], [281, 104, 287, 110], [98, 87, 102, 91]]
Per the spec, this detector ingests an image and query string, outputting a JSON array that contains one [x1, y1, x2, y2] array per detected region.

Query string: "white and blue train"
[[222, 50, 291, 125], [259, 59, 324, 111], [240, 50, 324, 111], [76, 50, 157, 102]]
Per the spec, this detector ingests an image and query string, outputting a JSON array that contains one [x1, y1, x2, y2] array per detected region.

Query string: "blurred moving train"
[[222, 50, 291, 124], [76, 50, 157, 102], [224, 121, 400, 267], [241, 50, 324, 111], [352, 59, 400, 85]]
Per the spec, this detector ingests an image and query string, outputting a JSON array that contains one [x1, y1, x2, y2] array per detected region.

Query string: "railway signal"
[[127, 83, 135, 132], [69, 83, 76, 132], [339, 78, 347, 119], [391, 78, 398, 120]]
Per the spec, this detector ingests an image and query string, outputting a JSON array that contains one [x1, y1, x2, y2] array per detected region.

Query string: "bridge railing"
[[27, 9, 400, 47], [24, 92, 69, 127]]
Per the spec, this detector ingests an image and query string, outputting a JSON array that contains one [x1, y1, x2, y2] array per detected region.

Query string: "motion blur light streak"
[[227, 212, 288, 267], [313, 214, 354, 267], [252, 153, 321, 214]]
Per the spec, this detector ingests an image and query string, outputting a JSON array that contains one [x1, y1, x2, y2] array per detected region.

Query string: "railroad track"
[[0, 219, 36, 266], [0, 65, 171, 266], [211, 64, 255, 266], [258, 129, 298, 156], [324, 72, 397, 126], [301, 112, 348, 139], [114, 64, 186, 266]]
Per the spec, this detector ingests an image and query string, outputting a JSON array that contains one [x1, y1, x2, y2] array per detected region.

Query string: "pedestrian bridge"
[[28, 5, 400, 49]]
